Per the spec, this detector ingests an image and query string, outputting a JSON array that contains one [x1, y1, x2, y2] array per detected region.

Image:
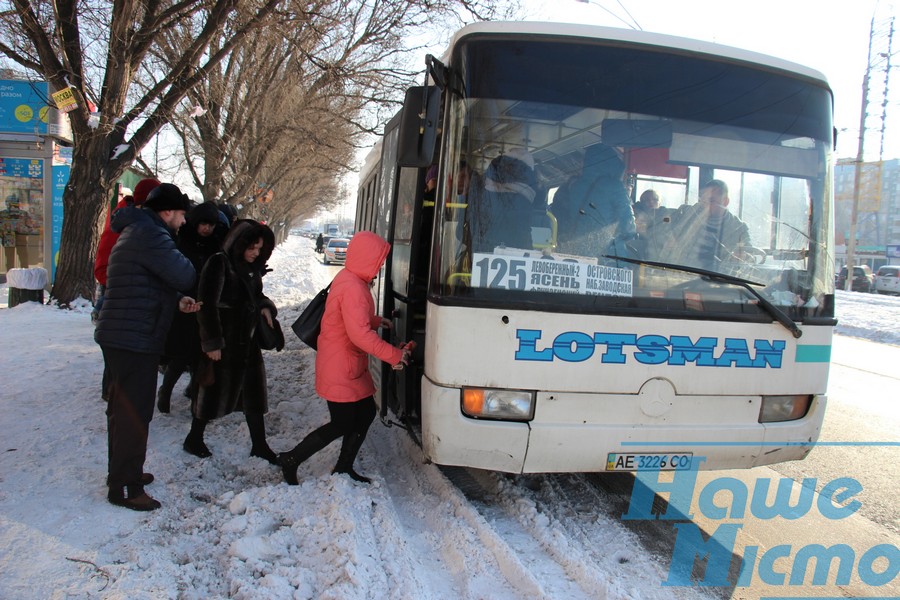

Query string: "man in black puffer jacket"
[[95, 183, 201, 511]]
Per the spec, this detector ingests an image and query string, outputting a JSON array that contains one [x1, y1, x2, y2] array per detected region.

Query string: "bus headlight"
[[759, 395, 812, 423], [461, 388, 535, 421]]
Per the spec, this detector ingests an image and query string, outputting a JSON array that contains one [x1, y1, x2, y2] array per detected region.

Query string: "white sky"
[[522, 0, 898, 160]]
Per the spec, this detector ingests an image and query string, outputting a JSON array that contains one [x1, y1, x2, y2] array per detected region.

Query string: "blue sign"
[[51, 165, 69, 282], [887, 244, 900, 259], [0, 80, 49, 135], [0, 157, 43, 179]]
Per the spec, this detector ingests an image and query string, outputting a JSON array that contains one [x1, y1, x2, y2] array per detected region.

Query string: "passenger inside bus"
[[449, 160, 474, 204], [465, 148, 539, 253], [423, 164, 438, 203], [628, 189, 676, 260], [550, 143, 635, 260], [633, 189, 660, 215]]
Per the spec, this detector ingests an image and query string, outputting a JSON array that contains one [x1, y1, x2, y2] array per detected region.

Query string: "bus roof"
[[445, 21, 830, 90]]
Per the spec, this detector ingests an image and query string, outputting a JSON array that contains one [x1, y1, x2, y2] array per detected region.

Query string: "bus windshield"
[[433, 35, 835, 322]]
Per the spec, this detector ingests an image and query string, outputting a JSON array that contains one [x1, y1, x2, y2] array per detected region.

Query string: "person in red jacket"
[[93, 177, 161, 321], [279, 231, 412, 485]]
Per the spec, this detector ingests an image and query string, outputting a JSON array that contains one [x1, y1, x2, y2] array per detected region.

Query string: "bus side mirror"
[[398, 86, 440, 168]]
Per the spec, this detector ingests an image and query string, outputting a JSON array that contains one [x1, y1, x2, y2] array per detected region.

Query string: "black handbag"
[[257, 313, 285, 351], [291, 284, 330, 350]]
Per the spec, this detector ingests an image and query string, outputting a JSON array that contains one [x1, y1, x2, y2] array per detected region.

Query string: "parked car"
[[836, 265, 875, 292], [874, 265, 900, 295], [323, 237, 350, 264]]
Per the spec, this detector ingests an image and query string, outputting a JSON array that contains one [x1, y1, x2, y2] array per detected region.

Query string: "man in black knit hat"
[[94, 183, 201, 511]]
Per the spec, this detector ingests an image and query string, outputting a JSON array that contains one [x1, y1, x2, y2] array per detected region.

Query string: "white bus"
[[357, 22, 835, 473]]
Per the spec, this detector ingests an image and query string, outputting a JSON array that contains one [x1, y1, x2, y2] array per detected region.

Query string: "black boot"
[[246, 412, 278, 465], [156, 388, 171, 413], [183, 418, 211, 458], [278, 452, 302, 486], [278, 429, 334, 485], [157, 360, 184, 413], [332, 432, 371, 484]]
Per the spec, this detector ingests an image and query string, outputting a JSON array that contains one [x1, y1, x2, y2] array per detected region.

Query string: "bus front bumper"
[[420, 379, 826, 474]]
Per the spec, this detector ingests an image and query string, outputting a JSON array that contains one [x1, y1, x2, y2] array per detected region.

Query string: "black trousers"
[[102, 346, 159, 487]]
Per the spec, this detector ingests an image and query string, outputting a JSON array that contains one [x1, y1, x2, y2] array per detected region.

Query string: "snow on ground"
[[0, 236, 897, 599], [832, 287, 900, 345]]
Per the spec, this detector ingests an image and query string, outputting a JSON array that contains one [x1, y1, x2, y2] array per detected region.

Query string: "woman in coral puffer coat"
[[279, 231, 411, 485]]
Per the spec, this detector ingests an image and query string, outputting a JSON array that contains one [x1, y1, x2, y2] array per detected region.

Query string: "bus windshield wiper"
[[604, 255, 802, 339]]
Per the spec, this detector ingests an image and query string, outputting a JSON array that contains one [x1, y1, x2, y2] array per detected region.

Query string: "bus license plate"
[[606, 452, 693, 471]]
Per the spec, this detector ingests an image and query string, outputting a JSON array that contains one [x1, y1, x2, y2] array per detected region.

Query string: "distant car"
[[836, 265, 875, 293], [874, 265, 900, 295], [323, 237, 350, 264]]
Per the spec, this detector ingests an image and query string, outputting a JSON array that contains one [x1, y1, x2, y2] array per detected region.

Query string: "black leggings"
[[321, 396, 377, 440], [284, 396, 376, 467]]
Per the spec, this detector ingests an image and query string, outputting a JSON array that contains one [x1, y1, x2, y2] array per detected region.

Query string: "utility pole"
[[877, 18, 895, 160], [845, 17, 875, 289], [845, 2, 896, 288]]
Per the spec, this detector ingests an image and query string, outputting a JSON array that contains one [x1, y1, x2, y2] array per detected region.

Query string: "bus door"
[[383, 162, 431, 425], [367, 120, 400, 417], [379, 84, 442, 426]]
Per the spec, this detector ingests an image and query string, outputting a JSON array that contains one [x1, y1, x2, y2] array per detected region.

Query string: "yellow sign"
[[14, 104, 33, 122], [51, 87, 78, 113]]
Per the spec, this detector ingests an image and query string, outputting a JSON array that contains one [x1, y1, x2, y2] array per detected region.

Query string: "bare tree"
[[163, 0, 519, 231], [0, 0, 285, 305], [0, 0, 516, 305]]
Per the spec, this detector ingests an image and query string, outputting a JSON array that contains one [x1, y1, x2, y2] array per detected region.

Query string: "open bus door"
[[381, 164, 433, 428], [389, 86, 443, 429], [369, 89, 440, 430]]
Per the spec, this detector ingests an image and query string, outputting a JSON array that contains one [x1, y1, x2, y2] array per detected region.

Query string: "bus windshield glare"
[[433, 36, 835, 322]]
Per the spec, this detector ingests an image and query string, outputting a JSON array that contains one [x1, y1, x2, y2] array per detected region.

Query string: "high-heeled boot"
[[278, 428, 333, 485], [332, 432, 371, 483], [183, 417, 211, 457], [246, 411, 278, 465]]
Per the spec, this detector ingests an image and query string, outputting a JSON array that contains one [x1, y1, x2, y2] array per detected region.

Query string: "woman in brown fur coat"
[[183, 219, 280, 464]]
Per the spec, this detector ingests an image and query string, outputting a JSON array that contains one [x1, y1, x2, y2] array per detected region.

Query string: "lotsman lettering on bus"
[[515, 328, 786, 367]]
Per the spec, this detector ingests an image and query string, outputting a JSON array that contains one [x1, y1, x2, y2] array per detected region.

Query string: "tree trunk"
[[49, 138, 118, 307]]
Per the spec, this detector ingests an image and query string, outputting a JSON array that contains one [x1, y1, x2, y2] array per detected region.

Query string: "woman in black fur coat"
[[184, 219, 280, 464]]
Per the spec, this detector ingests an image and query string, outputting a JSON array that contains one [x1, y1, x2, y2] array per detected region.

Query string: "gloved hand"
[[393, 341, 416, 370]]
